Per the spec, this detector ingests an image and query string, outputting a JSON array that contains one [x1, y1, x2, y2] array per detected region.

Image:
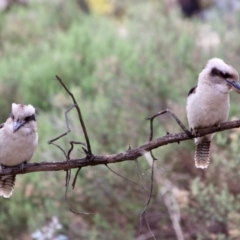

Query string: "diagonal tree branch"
[[1, 119, 240, 176]]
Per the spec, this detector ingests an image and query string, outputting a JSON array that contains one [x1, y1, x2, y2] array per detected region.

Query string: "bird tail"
[[195, 138, 211, 169], [0, 175, 16, 198]]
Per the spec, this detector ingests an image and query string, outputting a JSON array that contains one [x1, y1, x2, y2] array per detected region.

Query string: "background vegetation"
[[0, 0, 240, 239]]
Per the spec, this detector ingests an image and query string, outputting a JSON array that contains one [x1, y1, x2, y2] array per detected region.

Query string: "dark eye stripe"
[[210, 67, 233, 79], [25, 114, 36, 122], [210, 67, 219, 77]]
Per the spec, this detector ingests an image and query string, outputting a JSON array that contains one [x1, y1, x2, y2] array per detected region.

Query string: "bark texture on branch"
[[1, 119, 240, 176]]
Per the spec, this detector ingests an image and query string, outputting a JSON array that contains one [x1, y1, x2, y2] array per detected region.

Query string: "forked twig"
[[48, 104, 77, 144], [139, 110, 186, 239], [47, 76, 94, 215], [55, 75, 92, 157], [147, 109, 192, 140], [67, 141, 86, 160], [64, 167, 94, 215], [50, 142, 67, 159], [72, 167, 81, 189], [146, 109, 185, 240], [67, 141, 84, 189]]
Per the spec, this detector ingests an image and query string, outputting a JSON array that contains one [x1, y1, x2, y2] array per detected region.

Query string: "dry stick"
[[147, 109, 185, 240], [139, 154, 156, 240], [147, 109, 193, 138], [64, 142, 93, 215], [48, 105, 74, 189], [105, 164, 151, 194], [64, 167, 94, 215], [50, 142, 67, 159], [48, 104, 77, 144], [2, 119, 240, 176], [139, 109, 190, 239], [139, 114, 160, 239], [55, 75, 93, 157], [48, 98, 91, 214], [67, 141, 85, 188], [139, 111, 163, 240], [67, 141, 86, 159], [48, 104, 76, 210], [72, 167, 81, 189], [65, 141, 92, 214]]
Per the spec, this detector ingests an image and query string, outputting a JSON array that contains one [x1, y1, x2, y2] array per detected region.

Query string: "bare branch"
[[48, 104, 77, 144], [64, 167, 94, 215], [147, 109, 192, 139], [55, 76, 92, 156], [1, 119, 240, 176]]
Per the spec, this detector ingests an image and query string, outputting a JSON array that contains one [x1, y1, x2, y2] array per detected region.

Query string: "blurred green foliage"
[[1, 0, 240, 239]]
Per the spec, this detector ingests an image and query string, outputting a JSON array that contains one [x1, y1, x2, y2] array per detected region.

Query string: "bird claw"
[[19, 161, 27, 171], [190, 128, 198, 137], [186, 129, 194, 138]]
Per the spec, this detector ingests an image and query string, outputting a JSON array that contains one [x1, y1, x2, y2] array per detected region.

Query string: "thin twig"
[[139, 152, 156, 240], [72, 167, 81, 189], [64, 167, 94, 215], [50, 142, 67, 159], [67, 141, 86, 160], [147, 109, 193, 139], [48, 104, 77, 144], [138, 110, 161, 239], [147, 110, 184, 240], [55, 76, 92, 157], [105, 164, 151, 194], [68, 141, 85, 189]]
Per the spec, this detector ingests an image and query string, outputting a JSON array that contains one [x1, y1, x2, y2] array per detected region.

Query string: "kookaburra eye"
[[24, 114, 36, 122], [223, 73, 230, 79], [220, 71, 231, 79]]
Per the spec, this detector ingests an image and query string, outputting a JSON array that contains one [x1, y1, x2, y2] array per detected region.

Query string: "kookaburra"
[[0, 103, 38, 198], [186, 58, 240, 169]]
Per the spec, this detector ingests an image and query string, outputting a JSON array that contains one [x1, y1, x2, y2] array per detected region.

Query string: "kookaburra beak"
[[13, 120, 25, 133], [225, 79, 240, 94]]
